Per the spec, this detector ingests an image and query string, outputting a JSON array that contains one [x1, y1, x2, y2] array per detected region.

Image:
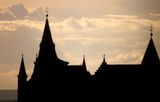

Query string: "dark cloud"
[[29, 7, 45, 21], [0, 8, 16, 20], [0, 4, 45, 21], [9, 4, 29, 19]]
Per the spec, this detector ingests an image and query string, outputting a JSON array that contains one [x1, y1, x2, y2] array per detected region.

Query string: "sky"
[[0, 0, 160, 89]]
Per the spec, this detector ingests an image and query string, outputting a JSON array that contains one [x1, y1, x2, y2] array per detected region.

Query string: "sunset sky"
[[0, 0, 160, 89]]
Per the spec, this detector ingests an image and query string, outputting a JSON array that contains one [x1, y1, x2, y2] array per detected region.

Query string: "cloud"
[[0, 20, 44, 31], [149, 13, 160, 17], [51, 15, 160, 74], [108, 50, 143, 64], [0, 7, 16, 20], [0, 4, 45, 21], [29, 7, 45, 21], [53, 15, 155, 36], [1, 14, 160, 65], [105, 15, 138, 19], [1, 5, 160, 87], [9, 3, 29, 19]]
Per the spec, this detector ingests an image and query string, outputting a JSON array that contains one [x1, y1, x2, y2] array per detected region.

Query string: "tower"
[[141, 26, 160, 94], [30, 13, 69, 81], [17, 55, 27, 102], [26, 12, 69, 102]]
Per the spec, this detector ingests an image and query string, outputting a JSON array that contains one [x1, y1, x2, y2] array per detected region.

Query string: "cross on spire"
[[82, 54, 86, 70], [83, 54, 86, 65], [103, 54, 106, 62], [45, 7, 48, 17], [150, 25, 153, 37], [83, 55, 85, 59]]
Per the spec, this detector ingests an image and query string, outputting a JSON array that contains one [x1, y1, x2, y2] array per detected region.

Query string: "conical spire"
[[18, 54, 27, 78], [38, 12, 58, 59], [82, 55, 86, 68], [31, 13, 68, 80], [142, 28, 159, 65], [102, 54, 107, 65], [40, 13, 54, 47]]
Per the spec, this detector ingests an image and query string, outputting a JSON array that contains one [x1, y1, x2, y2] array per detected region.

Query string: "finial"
[[83, 55, 85, 59], [22, 54, 23, 57], [82, 54, 86, 69], [103, 54, 106, 62], [45, 7, 48, 17], [150, 25, 153, 37]]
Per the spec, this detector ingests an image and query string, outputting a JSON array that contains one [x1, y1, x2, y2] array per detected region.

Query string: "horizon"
[[0, 90, 17, 100], [0, 0, 160, 89]]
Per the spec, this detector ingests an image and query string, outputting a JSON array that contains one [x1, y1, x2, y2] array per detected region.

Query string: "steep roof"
[[18, 55, 27, 78], [100, 54, 107, 67], [38, 14, 68, 64], [40, 14, 54, 47], [82, 55, 87, 70], [142, 34, 159, 65]]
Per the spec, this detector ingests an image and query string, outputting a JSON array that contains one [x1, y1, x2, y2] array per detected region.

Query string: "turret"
[[82, 55, 87, 71], [30, 11, 68, 82], [18, 54, 28, 102], [100, 54, 107, 67], [141, 26, 159, 65]]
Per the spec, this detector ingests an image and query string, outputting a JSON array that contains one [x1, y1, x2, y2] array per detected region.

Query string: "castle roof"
[[142, 32, 159, 65], [18, 55, 27, 78]]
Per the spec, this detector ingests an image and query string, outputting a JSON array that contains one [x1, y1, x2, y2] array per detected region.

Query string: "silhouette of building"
[[93, 26, 160, 98], [18, 55, 27, 102], [18, 14, 91, 102], [18, 14, 160, 101]]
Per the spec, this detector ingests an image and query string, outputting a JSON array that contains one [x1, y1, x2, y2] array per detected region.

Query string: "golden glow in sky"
[[0, 0, 160, 89]]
